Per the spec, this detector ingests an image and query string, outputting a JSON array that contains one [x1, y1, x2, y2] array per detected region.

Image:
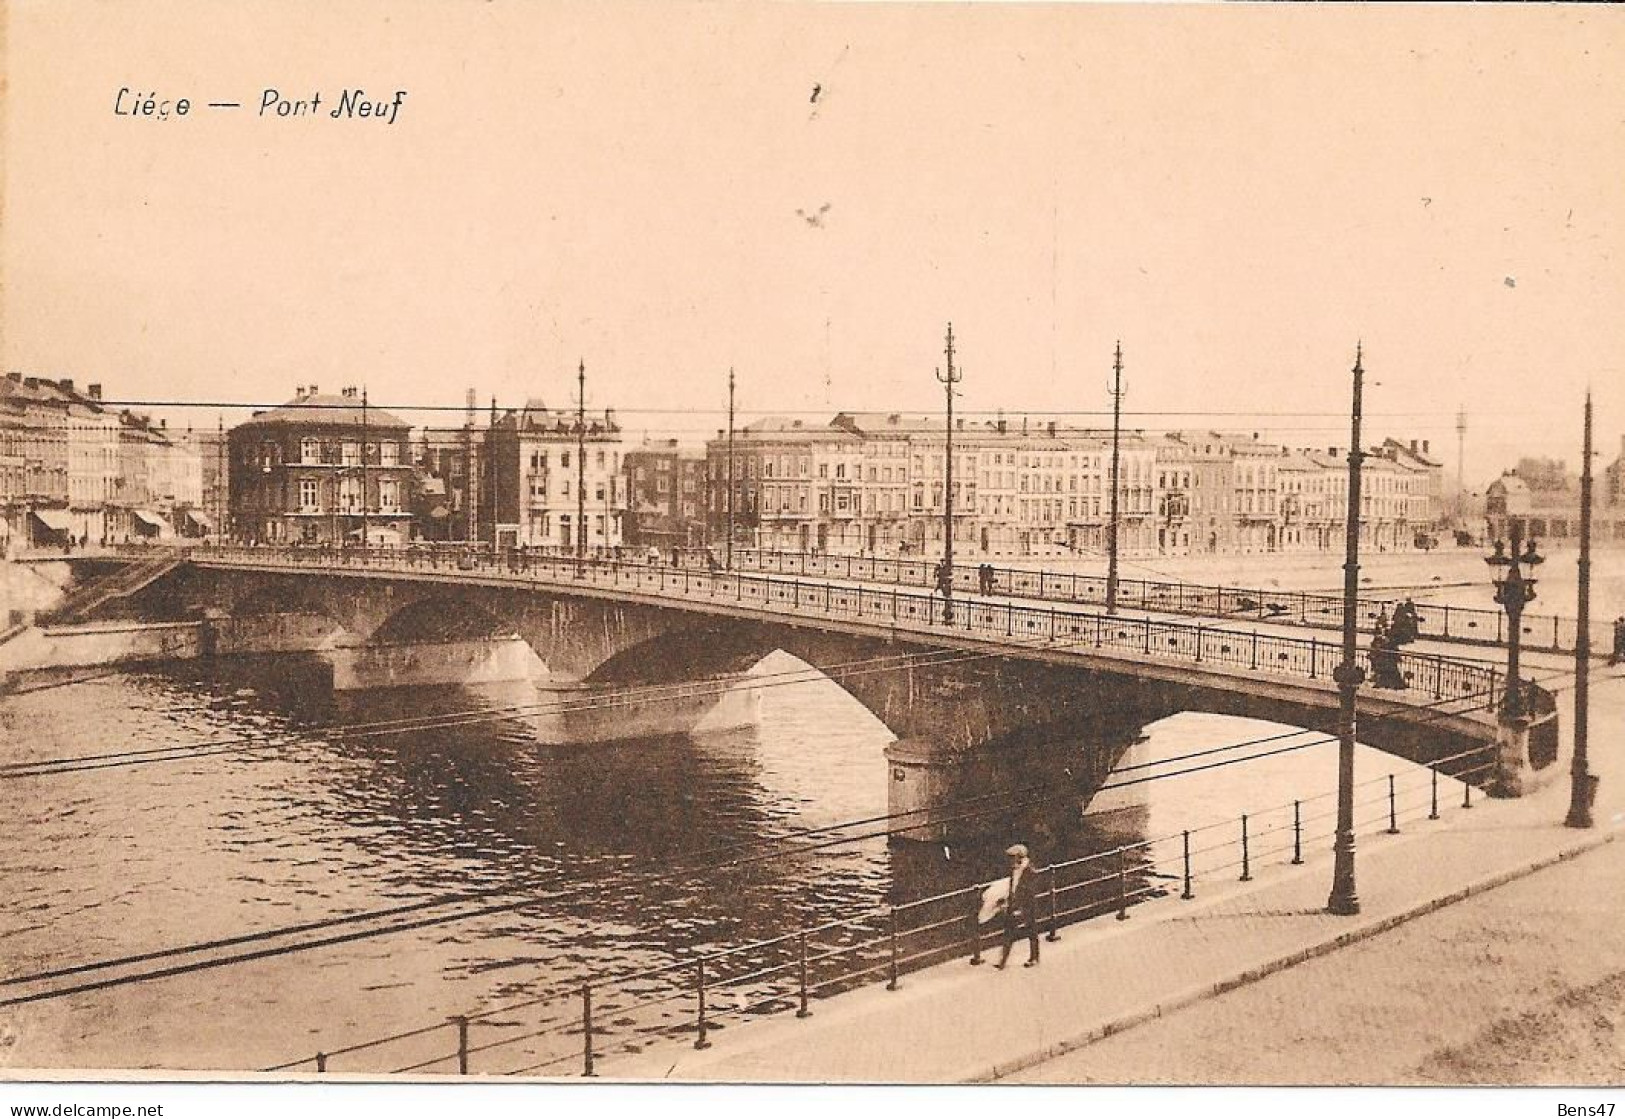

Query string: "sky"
[[4, 2, 1623, 488]]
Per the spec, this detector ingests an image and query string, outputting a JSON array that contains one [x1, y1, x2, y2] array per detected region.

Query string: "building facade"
[[480, 400, 625, 550], [228, 387, 415, 546], [624, 439, 707, 549]]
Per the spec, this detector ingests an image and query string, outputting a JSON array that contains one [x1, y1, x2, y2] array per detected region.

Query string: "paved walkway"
[[604, 668, 1623, 1083]]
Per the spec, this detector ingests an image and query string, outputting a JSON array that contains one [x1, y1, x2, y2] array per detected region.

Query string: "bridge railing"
[[258, 739, 1502, 1078], [183, 540, 1586, 653], [186, 543, 1509, 715]]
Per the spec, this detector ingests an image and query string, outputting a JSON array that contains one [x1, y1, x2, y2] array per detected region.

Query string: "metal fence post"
[[1429, 766, 1440, 820], [797, 930, 812, 1018], [582, 985, 597, 1076], [1195, 624, 1203, 663], [887, 907, 901, 990], [1291, 800, 1303, 865], [1181, 831, 1193, 899], [454, 1015, 470, 1074], [1239, 815, 1252, 881], [1387, 774, 1400, 834], [969, 888, 984, 965], [1116, 847, 1129, 920], [694, 959, 712, 1050], [1463, 773, 1473, 810], [1046, 869, 1061, 942]]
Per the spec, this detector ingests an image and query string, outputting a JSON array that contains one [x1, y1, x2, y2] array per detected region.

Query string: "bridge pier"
[[526, 676, 764, 745], [324, 636, 542, 692], [1487, 712, 1560, 798]]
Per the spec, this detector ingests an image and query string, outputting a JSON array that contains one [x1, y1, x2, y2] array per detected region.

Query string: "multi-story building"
[[175, 425, 229, 538], [1230, 435, 1283, 553], [411, 425, 485, 543], [0, 374, 71, 552], [624, 439, 707, 549], [481, 400, 625, 550], [228, 386, 415, 546]]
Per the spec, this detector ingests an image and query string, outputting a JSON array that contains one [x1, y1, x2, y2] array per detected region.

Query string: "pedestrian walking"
[[995, 843, 1040, 969], [1369, 621, 1406, 690], [935, 558, 953, 601], [1392, 598, 1420, 646]]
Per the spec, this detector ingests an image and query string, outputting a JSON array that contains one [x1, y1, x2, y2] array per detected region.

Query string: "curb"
[[963, 827, 1618, 1084]]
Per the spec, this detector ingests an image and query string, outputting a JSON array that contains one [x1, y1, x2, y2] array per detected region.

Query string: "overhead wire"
[[0, 654, 1567, 1013]]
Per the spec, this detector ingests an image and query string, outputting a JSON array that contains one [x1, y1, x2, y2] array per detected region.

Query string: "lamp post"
[[936, 323, 962, 624], [1327, 343, 1366, 917], [1566, 390, 1598, 828], [1485, 522, 1541, 722]]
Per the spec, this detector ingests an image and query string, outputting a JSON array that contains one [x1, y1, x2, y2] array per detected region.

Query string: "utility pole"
[[464, 387, 477, 543], [1107, 340, 1125, 614], [1327, 342, 1366, 917], [360, 386, 370, 549], [215, 413, 225, 542], [1456, 407, 1468, 528], [726, 368, 736, 570], [1566, 390, 1597, 828], [576, 360, 587, 573], [936, 323, 962, 624]]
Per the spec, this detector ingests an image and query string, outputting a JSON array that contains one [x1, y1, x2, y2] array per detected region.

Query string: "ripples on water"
[[0, 652, 1446, 1073]]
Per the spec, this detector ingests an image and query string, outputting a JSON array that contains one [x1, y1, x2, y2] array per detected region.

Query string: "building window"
[[300, 479, 319, 511], [380, 442, 399, 466], [301, 439, 320, 464]]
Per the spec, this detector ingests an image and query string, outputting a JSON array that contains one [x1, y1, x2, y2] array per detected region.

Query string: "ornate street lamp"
[[1485, 522, 1542, 721]]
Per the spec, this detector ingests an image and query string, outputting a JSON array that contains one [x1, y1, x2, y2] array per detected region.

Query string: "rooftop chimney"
[[1422, 440, 1430, 455], [1410, 439, 1419, 453], [1047, 421, 1056, 437], [59, 378, 74, 393], [87, 384, 102, 400]]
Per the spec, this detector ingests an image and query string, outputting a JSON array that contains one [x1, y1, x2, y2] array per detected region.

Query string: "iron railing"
[[259, 742, 1501, 1078], [172, 543, 1509, 715]]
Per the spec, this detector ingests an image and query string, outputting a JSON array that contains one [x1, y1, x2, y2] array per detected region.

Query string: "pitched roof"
[[246, 393, 411, 430]]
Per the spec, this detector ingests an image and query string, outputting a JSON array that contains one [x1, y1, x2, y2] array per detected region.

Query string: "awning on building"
[[30, 509, 72, 532], [132, 509, 172, 534], [181, 509, 213, 531]]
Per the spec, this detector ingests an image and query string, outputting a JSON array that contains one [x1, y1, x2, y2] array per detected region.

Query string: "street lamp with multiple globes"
[[1485, 522, 1542, 722]]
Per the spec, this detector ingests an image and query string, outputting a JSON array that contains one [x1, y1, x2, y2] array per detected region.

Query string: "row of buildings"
[[222, 389, 1456, 559], [15, 375, 1623, 560], [1, 373, 220, 554], [1484, 445, 1625, 545]]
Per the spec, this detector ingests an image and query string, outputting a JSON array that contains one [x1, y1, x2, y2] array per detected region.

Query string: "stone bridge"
[[61, 546, 1548, 838]]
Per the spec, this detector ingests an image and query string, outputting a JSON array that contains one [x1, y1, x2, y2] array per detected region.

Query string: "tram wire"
[[0, 657, 1563, 1012], [0, 643, 996, 778]]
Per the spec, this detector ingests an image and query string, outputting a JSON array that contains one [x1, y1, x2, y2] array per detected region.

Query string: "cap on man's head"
[[1005, 844, 1029, 858]]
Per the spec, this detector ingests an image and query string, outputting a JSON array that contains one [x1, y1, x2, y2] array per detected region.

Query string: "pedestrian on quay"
[[996, 843, 1040, 969], [1369, 620, 1407, 690], [1610, 616, 1625, 667], [1391, 598, 1420, 646], [935, 557, 953, 601]]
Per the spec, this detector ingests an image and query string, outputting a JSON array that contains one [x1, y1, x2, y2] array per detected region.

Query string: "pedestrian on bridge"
[[995, 844, 1040, 969]]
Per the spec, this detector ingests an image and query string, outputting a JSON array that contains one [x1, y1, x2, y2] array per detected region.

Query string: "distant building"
[[624, 439, 707, 549], [228, 386, 415, 546], [412, 425, 483, 543], [480, 399, 625, 550]]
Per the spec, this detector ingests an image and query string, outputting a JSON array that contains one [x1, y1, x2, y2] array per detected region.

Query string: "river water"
[[0, 652, 1457, 1074]]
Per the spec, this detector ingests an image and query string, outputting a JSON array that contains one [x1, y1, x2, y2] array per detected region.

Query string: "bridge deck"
[[182, 546, 1514, 744]]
